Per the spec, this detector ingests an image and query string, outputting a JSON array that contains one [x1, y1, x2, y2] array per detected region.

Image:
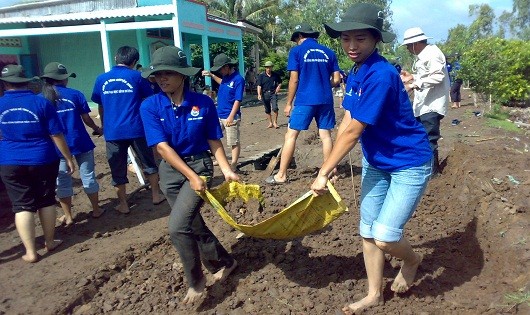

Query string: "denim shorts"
[[56, 150, 99, 198], [359, 157, 432, 242], [288, 104, 335, 130]]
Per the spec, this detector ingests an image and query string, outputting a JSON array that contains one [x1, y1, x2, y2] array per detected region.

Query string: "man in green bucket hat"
[[257, 60, 282, 128], [265, 23, 341, 185], [202, 53, 245, 170]]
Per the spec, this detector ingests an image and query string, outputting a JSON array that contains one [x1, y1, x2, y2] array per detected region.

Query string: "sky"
[[390, 0, 513, 43]]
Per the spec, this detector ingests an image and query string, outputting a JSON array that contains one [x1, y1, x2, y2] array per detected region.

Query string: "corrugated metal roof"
[[0, 3, 175, 24]]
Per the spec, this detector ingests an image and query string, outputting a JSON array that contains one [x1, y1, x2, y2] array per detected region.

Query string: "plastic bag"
[[198, 181, 348, 239]]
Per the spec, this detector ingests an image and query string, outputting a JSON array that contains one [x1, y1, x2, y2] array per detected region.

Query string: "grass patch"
[[485, 118, 523, 132], [504, 290, 530, 306]]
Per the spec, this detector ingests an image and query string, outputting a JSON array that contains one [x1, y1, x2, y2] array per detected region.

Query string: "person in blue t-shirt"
[[41, 62, 104, 225], [312, 4, 433, 314], [202, 53, 245, 169], [140, 46, 239, 304], [266, 23, 341, 184], [91, 46, 165, 214], [0, 64, 75, 263]]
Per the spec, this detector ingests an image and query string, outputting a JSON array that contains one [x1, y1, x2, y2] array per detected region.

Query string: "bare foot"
[[391, 253, 423, 293], [153, 195, 166, 206], [45, 239, 63, 252], [92, 208, 106, 218], [273, 124, 279, 129], [267, 123, 273, 128], [213, 260, 238, 282], [182, 276, 206, 304], [115, 203, 130, 214], [342, 295, 383, 314], [22, 253, 39, 263]]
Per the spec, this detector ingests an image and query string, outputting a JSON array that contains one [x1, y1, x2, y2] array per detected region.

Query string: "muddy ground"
[[0, 90, 529, 315]]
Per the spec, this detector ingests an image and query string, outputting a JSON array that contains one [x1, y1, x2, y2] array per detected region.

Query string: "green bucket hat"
[[0, 64, 38, 83], [290, 23, 320, 42], [142, 46, 200, 78], [40, 62, 77, 80], [264, 61, 274, 67], [210, 53, 238, 72], [324, 3, 396, 43]]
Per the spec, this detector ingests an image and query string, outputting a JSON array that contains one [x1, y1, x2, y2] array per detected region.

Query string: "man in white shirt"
[[400, 27, 450, 176]]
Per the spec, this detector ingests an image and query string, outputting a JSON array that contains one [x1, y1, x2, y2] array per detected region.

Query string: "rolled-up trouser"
[[158, 155, 234, 288], [417, 112, 444, 152]]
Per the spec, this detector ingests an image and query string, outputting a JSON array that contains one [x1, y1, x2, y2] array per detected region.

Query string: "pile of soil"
[[1, 91, 529, 315]]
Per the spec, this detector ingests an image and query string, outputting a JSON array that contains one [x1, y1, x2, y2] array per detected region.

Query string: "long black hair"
[[41, 78, 60, 105]]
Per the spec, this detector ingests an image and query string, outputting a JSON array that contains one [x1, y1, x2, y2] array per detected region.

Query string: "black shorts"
[[0, 161, 60, 213], [106, 137, 158, 186], [262, 92, 278, 114]]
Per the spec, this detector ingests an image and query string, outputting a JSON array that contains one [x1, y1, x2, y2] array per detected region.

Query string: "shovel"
[[263, 146, 283, 178]]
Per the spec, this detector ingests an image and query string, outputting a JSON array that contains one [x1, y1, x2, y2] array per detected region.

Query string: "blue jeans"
[[359, 157, 431, 242], [158, 157, 234, 288], [56, 150, 99, 198]]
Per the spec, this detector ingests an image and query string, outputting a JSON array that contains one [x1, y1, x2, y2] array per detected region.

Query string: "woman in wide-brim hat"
[[0, 64, 75, 263], [139, 46, 239, 304], [40, 62, 104, 225], [312, 3, 433, 314]]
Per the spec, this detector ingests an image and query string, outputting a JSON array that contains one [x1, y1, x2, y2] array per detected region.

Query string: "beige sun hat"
[[401, 27, 432, 46]]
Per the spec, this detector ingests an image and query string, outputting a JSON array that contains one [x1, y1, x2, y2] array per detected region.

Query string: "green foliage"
[[190, 35, 256, 70], [261, 51, 289, 84], [459, 37, 530, 105]]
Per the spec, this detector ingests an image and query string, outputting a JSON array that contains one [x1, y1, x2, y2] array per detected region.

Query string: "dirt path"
[[1, 90, 529, 315]]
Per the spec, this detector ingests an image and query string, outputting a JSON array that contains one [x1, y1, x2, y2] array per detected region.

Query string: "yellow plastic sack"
[[198, 181, 348, 239]]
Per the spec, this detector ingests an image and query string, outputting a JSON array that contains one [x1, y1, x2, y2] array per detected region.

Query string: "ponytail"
[[41, 78, 60, 105]]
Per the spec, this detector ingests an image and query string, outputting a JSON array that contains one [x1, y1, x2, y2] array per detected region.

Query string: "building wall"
[[33, 30, 137, 99], [34, 32, 104, 98], [138, 0, 170, 6]]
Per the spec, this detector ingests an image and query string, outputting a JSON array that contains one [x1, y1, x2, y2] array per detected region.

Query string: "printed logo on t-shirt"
[[303, 49, 330, 63], [228, 81, 235, 89], [345, 87, 353, 97], [190, 106, 200, 117], [0, 108, 40, 124], [101, 78, 134, 95], [56, 98, 76, 114]]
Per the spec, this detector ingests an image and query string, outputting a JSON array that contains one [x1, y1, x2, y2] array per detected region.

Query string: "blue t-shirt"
[[91, 66, 153, 141], [0, 90, 63, 165], [41, 85, 95, 157], [343, 51, 432, 171], [216, 70, 245, 119], [140, 91, 223, 157], [287, 38, 340, 106]]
